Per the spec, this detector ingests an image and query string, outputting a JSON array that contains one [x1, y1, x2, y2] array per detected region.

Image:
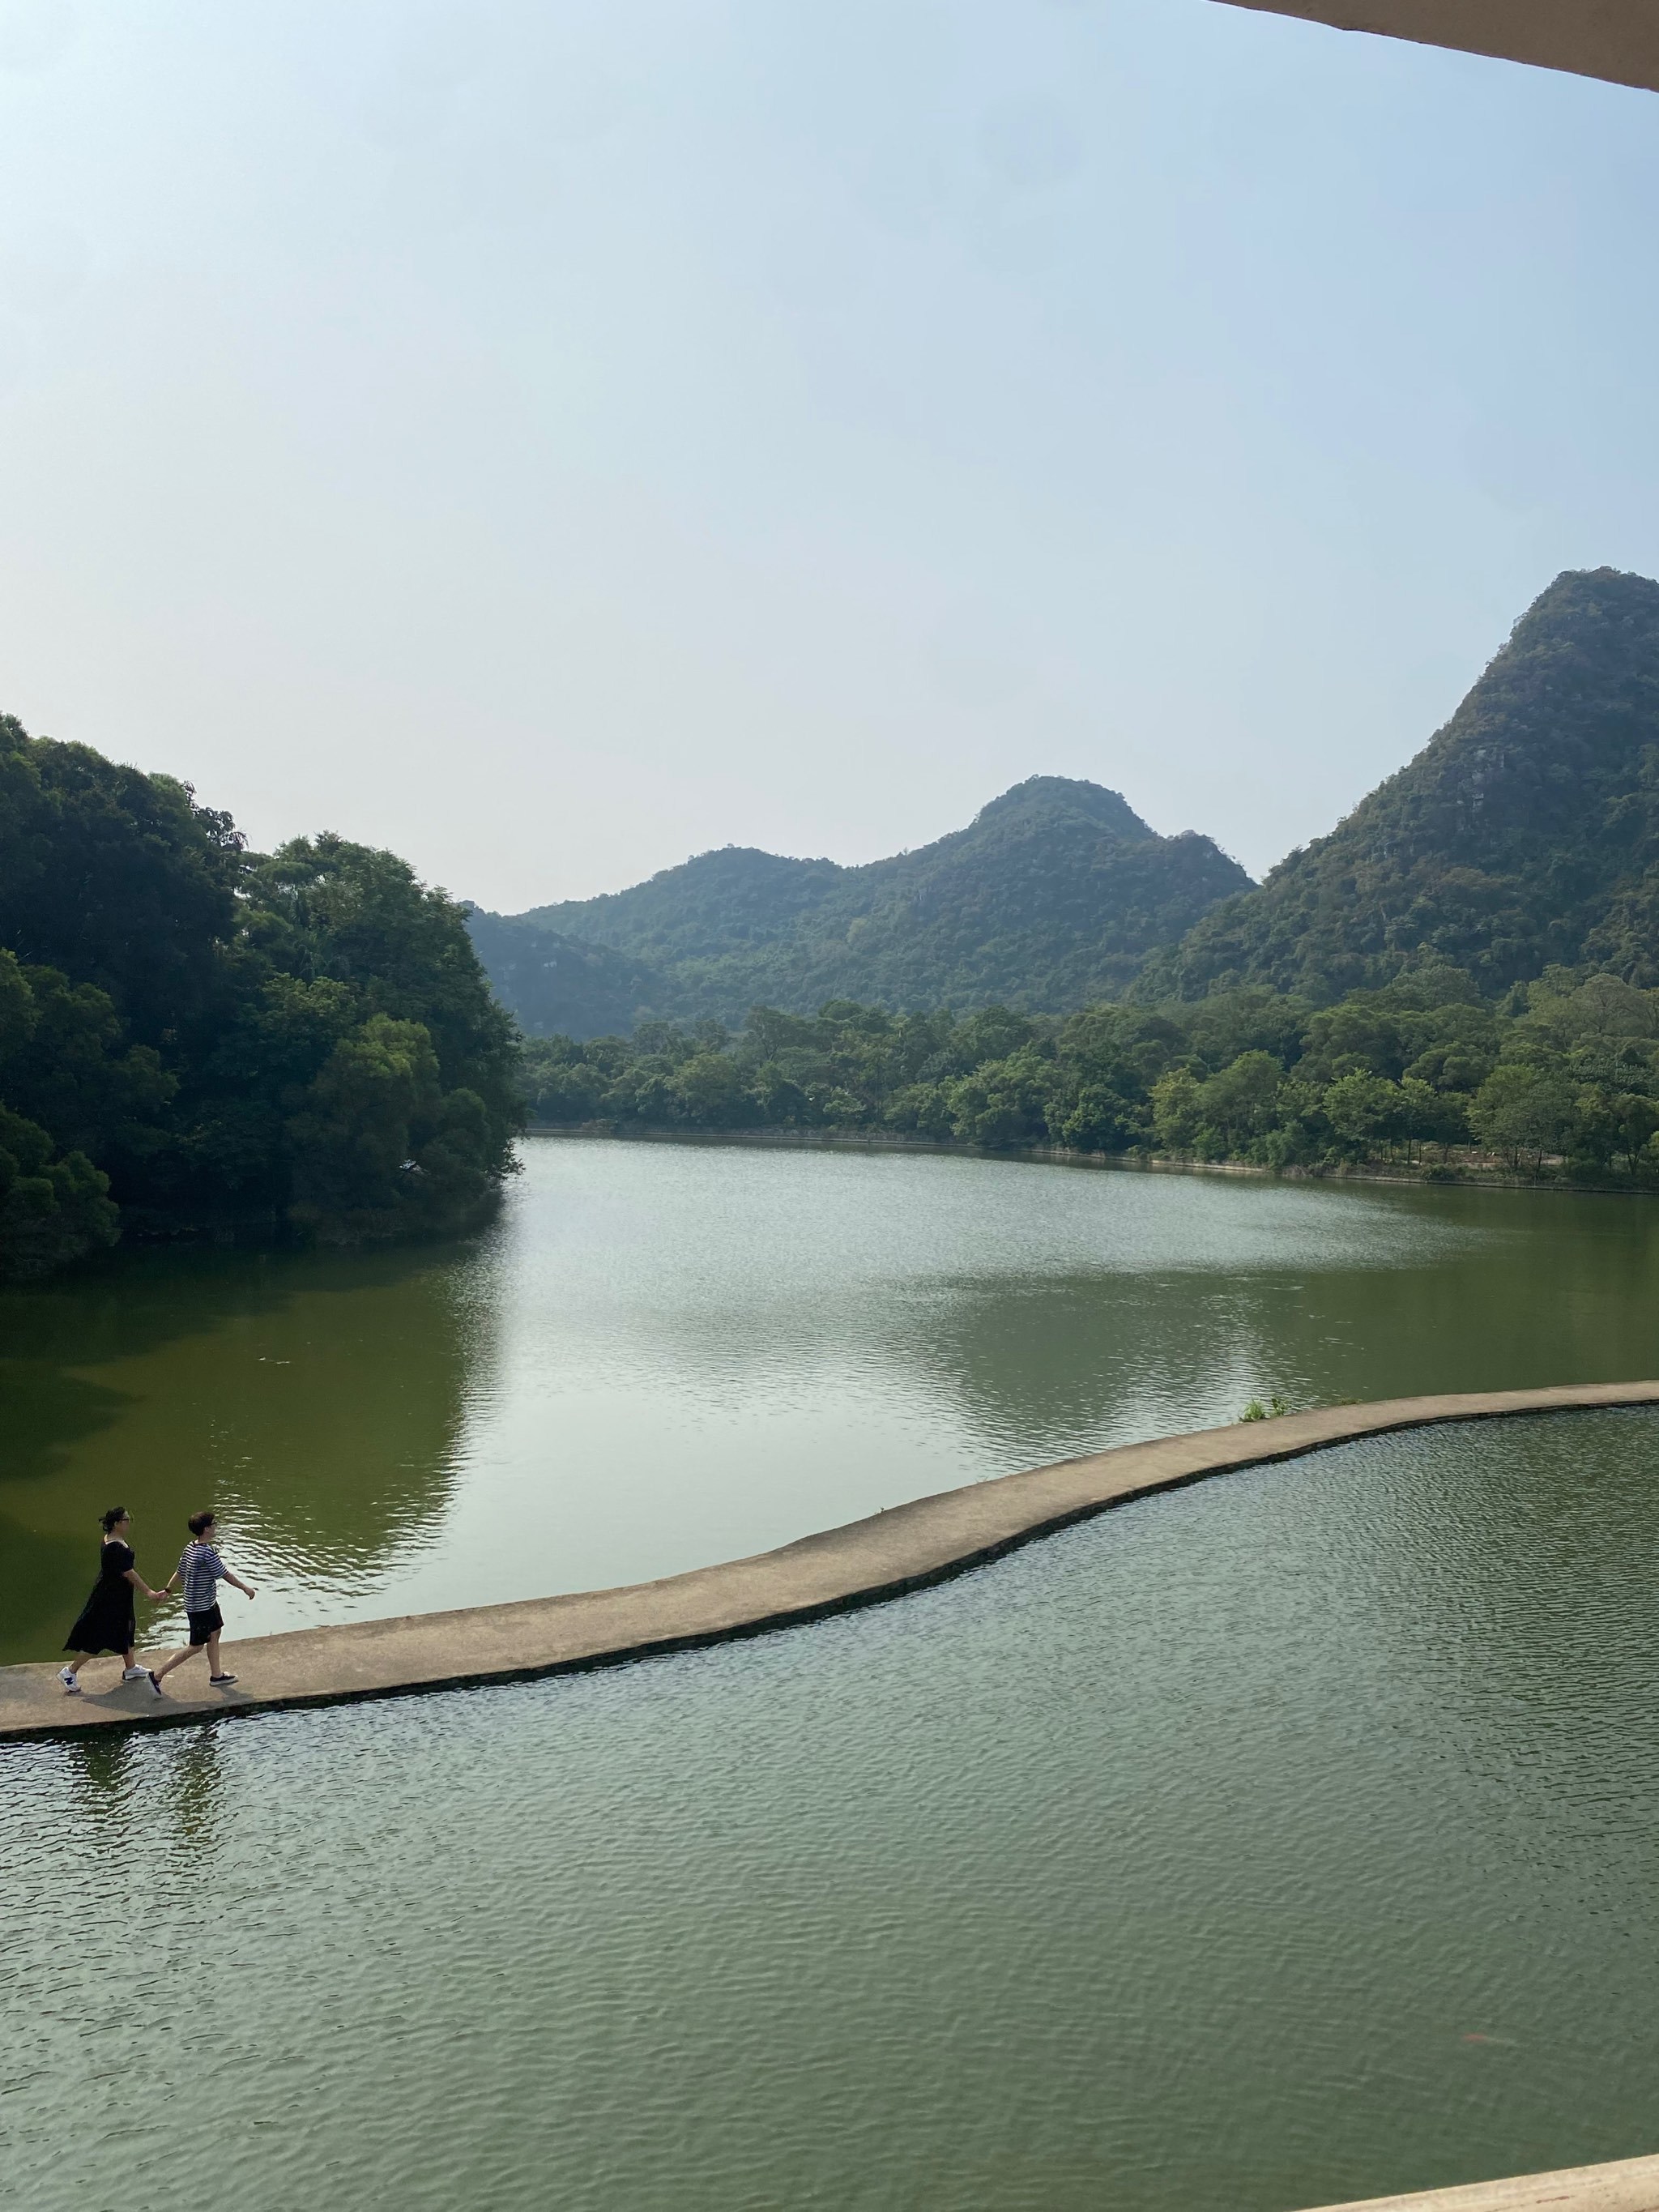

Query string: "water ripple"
[[6, 1411, 1659, 2210]]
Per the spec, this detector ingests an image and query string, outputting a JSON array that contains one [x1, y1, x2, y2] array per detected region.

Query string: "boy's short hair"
[[187, 1509, 217, 1538]]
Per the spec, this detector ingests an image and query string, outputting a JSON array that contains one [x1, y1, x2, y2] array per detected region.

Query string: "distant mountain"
[[475, 775, 1251, 1035], [461, 911, 664, 1040], [1145, 568, 1659, 1003], [526, 843, 850, 969]]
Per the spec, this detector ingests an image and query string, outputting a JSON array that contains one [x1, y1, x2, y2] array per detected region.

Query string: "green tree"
[[287, 1014, 446, 1234], [247, 835, 520, 1147], [1395, 1074, 1448, 1160], [1322, 1071, 1408, 1158], [747, 1061, 815, 1126], [668, 1052, 760, 1128], [1569, 1087, 1659, 1177], [946, 1046, 1055, 1147], [0, 1102, 120, 1282], [810, 1085, 872, 1129], [0, 715, 243, 1049], [0, 719, 528, 1277], [1467, 1063, 1575, 1168], [883, 1082, 955, 1140], [520, 1036, 612, 1124], [1194, 1051, 1283, 1155], [1056, 1083, 1144, 1153], [1150, 1067, 1205, 1155]]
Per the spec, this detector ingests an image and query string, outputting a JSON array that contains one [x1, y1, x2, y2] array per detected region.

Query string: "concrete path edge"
[[5, 1380, 1657, 1749], [1299, 2146, 1659, 2209]]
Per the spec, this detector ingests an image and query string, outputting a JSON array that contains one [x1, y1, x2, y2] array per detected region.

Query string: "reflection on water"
[[0, 1244, 493, 1663], [4, 1138, 1659, 1661], [4, 1412, 1659, 2212]]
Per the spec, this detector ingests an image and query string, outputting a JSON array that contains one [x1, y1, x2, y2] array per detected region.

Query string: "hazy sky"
[[2, 1, 1657, 909]]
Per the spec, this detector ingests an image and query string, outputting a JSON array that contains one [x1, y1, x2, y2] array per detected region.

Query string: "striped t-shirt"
[[179, 1542, 227, 1613]]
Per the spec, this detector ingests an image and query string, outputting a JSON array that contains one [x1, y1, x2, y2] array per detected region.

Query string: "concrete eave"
[[1214, 1, 1659, 96]]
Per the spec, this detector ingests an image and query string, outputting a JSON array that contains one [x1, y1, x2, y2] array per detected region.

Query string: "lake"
[[5, 1135, 1659, 1665], [7, 1142, 1659, 2209], [5, 1406, 1659, 2210]]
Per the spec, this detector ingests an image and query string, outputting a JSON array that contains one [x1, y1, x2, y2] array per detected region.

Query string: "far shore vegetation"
[[520, 961, 1659, 1193]]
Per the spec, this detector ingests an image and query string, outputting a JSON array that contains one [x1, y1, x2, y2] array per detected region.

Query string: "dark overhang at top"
[[1215, 1, 1659, 96]]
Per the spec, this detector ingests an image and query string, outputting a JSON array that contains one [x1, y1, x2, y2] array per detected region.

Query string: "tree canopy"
[[518, 961, 1659, 1189], [0, 717, 522, 1282]]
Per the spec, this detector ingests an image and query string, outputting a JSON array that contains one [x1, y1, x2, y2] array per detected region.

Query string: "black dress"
[[64, 1541, 139, 1656]]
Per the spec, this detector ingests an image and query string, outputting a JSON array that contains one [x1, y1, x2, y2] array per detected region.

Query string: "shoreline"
[[523, 1120, 1653, 1198]]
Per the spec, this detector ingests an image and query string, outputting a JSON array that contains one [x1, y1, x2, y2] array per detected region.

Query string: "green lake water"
[[5, 1407, 1659, 2210], [4, 1136, 1659, 1665], [6, 1144, 1659, 2207]]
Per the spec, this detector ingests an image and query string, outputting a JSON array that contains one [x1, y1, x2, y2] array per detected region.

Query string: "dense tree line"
[[520, 959, 1659, 1186], [0, 716, 521, 1282]]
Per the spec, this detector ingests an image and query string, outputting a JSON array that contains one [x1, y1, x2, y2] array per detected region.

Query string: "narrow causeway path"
[[5, 1380, 1657, 1746], [1300, 2146, 1659, 2209]]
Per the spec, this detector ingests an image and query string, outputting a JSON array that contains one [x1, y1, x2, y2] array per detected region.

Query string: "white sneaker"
[[58, 1666, 81, 1693], [122, 1666, 149, 1681]]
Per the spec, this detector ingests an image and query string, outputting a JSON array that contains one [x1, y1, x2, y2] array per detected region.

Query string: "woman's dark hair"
[[188, 1510, 216, 1538], [100, 1506, 129, 1534]]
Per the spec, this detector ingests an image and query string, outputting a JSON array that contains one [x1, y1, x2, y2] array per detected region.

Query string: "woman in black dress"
[[59, 1507, 166, 1693]]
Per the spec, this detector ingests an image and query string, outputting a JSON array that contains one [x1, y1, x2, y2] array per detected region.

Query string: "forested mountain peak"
[[521, 843, 847, 961], [1145, 566, 1659, 1002], [968, 775, 1155, 841], [520, 776, 1156, 954], [478, 776, 1247, 1033]]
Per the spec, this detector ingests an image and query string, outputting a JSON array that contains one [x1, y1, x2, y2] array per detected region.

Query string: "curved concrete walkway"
[[4, 1379, 1657, 1745]]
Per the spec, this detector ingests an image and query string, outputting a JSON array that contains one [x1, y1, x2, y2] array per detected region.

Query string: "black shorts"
[[186, 1605, 224, 1646]]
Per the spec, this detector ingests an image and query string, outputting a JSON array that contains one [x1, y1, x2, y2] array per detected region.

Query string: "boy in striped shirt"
[[149, 1510, 257, 1693]]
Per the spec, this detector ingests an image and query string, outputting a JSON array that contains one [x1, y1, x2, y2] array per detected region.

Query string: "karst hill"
[[472, 776, 1251, 1034], [475, 566, 1659, 1036], [1146, 566, 1659, 1001]]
